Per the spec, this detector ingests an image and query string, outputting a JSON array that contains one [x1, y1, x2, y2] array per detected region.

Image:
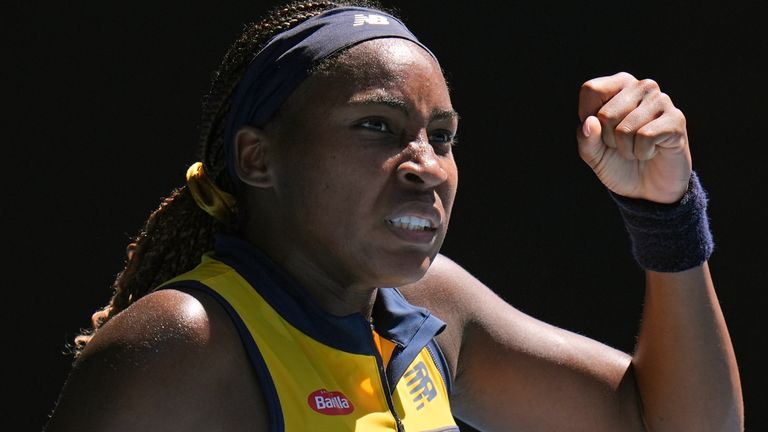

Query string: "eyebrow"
[[347, 94, 460, 122]]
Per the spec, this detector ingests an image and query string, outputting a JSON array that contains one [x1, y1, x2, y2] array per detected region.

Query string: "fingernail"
[[582, 120, 591, 138]]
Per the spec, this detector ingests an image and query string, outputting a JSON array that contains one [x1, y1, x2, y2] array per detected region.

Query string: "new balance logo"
[[404, 361, 437, 410], [353, 14, 390, 26], [308, 389, 355, 415]]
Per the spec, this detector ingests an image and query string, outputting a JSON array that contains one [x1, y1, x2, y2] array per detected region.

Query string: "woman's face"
[[249, 38, 458, 290]]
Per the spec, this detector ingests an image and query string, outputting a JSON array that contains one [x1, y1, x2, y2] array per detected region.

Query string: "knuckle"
[[616, 71, 636, 81], [639, 78, 660, 93], [580, 79, 599, 94], [615, 123, 635, 138], [671, 106, 686, 122], [667, 107, 687, 131], [636, 128, 656, 141], [596, 108, 618, 124], [652, 92, 675, 112], [657, 91, 673, 105]]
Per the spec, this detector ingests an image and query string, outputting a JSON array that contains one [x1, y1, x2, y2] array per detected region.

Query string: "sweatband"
[[609, 171, 714, 272], [224, 6, 436, 181]]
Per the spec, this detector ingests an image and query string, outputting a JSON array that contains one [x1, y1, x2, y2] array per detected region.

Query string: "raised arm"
[[635, 264, 742, 430], [404, 72, 743, 431], [577, 72, 742, 430], [403, 255, 647, 431]]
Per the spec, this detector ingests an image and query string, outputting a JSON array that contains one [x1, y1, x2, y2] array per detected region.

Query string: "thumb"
[[576, 115, 605, 169]]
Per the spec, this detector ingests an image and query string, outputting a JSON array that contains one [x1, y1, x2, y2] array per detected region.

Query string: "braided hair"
[[73, 0, 386, 355]]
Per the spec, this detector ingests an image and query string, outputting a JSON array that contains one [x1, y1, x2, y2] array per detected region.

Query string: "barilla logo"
[[308, 389, 355, 415], [353, 14, 390, 26]]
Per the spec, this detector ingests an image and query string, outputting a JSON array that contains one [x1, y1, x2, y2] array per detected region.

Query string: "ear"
[[234, 126, 273, 188]]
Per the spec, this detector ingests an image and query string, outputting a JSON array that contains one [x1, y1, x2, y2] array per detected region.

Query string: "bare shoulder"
[[398, 253, 506, 378], [45, 289, 267, 432], [401, 253, 512, 325], [401, 253, 488, 306]]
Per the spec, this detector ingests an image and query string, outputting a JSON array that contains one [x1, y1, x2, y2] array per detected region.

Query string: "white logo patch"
[[353, 14, 390, 26]]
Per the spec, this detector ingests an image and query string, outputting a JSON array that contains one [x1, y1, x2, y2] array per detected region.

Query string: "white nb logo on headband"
[[353, 14, 390, 26]]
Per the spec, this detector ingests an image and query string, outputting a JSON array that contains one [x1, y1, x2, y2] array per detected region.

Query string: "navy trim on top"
[[426, 339, 453, 397], [212, 234, 446, 371], [373, 288, 447, 391], [213, 235, 373, 354], [160, 280, 284, 432], [386, 307, 446, 391]]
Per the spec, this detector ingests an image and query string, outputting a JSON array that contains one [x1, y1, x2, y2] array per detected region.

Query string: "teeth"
[[389, 216, 434, 231]]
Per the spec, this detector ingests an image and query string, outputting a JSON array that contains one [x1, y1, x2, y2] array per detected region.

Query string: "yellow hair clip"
[[185, 162, 237, 222]]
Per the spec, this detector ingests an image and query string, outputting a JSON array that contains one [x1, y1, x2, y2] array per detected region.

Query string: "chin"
[[370, 252, 434, 288]]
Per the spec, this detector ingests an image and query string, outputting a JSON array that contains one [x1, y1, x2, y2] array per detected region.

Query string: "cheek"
[[279, 154, 372, 215], [442, 159, 459, 207]]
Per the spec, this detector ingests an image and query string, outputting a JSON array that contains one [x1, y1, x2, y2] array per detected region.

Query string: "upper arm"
[[44, 289, 267, 432], [401, 254, 645, 431]]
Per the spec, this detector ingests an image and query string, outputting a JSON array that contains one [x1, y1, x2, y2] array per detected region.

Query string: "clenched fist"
[[577, 72, 692, 203]]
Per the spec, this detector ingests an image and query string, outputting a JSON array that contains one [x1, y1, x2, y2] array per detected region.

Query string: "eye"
[[429, 130, 455, 144], [357, 119, 391, 133], [429, 129, 457, 153]]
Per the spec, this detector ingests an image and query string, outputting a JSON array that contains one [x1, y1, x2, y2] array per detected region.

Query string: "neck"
[[243, 233, 377, 318], [241, 194, 381, 318], [283, 253, 380, 318]]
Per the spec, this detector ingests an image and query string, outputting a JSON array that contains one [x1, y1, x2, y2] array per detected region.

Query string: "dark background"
[[7, 1, 765, 431]]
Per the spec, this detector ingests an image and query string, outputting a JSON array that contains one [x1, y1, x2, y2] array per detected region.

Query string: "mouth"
[[386, 215, 438, 232]]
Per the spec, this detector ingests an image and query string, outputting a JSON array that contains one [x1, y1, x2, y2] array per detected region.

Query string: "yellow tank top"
[[160, 235, 458, 431]]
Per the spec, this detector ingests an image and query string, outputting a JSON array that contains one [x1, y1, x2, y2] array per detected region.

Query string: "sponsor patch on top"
[[308, 389, 355, 415]]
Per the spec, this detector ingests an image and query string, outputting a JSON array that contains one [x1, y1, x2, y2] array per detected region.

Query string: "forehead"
[[331, 38, 441, 78], [338, 39, 444, 91]]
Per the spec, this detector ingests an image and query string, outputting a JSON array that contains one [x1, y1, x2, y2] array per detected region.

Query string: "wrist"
[[609, 171, 714, 272]]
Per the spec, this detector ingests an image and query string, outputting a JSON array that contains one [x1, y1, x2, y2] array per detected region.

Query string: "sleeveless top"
[[160, 235, 458, 431]]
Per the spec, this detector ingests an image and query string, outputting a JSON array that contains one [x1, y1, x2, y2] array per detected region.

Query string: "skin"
[[44, 38, 743, 432], [233, 38, 458, 317]]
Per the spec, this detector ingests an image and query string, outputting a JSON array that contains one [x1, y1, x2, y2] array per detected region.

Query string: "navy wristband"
[[608, 171, 714, 272]]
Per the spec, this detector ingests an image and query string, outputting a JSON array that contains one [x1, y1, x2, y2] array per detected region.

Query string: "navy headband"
[[223, 6, 436, 181]]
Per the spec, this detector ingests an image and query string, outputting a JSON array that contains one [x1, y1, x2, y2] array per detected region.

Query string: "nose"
[[396, 138, 449, 189]]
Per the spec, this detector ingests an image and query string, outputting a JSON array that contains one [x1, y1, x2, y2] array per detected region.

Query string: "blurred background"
[[6, 1, 765, 430]]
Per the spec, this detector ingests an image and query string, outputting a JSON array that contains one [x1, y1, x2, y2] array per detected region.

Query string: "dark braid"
[[109, 188, 222, 314], [72, 188, 221, 354], [72, 0, 385, 356]]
